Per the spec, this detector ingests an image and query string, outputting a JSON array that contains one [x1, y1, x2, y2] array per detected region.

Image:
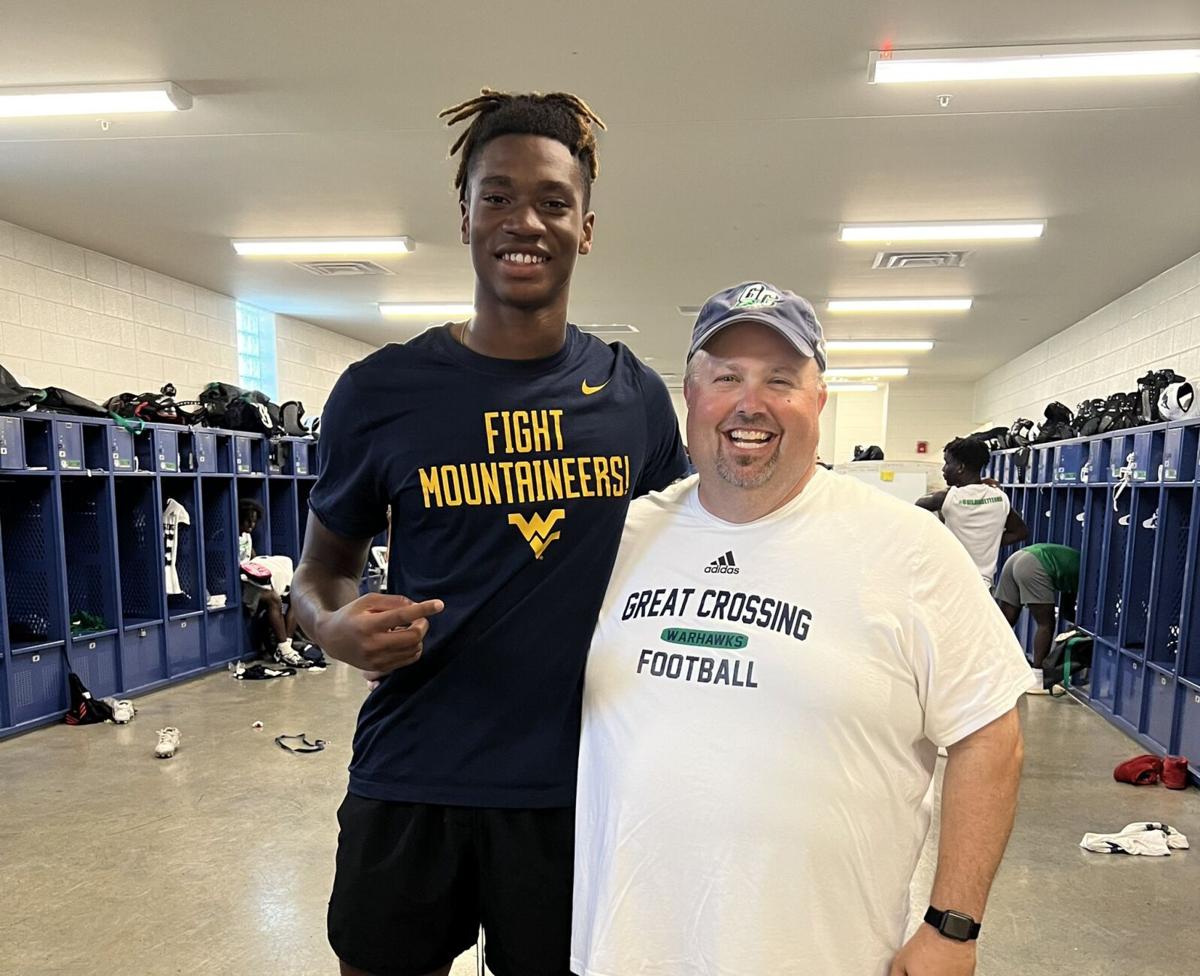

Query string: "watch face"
[[941, 911, 975, 942]]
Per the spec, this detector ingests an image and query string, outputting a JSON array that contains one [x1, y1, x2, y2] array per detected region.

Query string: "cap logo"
[[732, 283, 781, 310]]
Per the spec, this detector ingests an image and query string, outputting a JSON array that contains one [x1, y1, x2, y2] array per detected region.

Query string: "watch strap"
[[924, 906, 981, 941]]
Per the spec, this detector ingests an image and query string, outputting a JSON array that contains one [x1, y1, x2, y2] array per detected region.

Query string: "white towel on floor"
[[1080, 822, 1189, 856]]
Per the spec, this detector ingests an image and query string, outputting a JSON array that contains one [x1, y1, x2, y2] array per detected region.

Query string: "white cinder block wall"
[[885, 382, 976, 463], [276, 315, 376, 415], [975, 251, 1200, 429], [0, 219, 374, 416]]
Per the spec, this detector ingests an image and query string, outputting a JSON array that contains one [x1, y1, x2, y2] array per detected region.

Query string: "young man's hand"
[[315, 592, 443, 674], [889, 925, 976, 975]]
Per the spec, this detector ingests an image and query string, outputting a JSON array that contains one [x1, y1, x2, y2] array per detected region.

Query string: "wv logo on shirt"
[[508, 509, 565, 559], [704, 550, 740, 575]]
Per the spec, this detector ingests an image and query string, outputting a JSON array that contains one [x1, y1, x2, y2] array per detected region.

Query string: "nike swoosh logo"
[[581, 379, 609, 395]]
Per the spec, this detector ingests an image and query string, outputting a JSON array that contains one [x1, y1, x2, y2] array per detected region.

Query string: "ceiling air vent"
[[293, 260, 394, 276], [872, 250, 969, 270], [578, 323, 639, 334]]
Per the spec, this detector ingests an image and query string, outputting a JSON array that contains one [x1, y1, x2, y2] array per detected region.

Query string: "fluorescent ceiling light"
[[379, 302, 473, 318], [825, 340, 934, 352], [827, 298, 971, 313], [234, 237, 414, 257], [869, 41, 1200, 84], [578, 323, 639, 334], [824, 367, 909, 379], [0, 82, 192, 118], [826, 383, 880, 393], [839, 221, 1045, 242]]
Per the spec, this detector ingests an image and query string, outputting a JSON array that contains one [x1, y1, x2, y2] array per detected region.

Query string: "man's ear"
[[578, 211, 595, 256], [460, 198, 470, 245]]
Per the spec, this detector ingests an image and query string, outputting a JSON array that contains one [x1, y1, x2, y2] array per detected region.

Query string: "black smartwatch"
[[924, 906, 981, 942]]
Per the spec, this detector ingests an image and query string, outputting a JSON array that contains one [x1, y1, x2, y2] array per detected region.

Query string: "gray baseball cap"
[[687, 281, 827, 371]]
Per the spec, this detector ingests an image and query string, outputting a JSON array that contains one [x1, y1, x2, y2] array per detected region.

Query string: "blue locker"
[[268, 478, 299, 562], [8, 649, 67, 726], [1092, 643, 1119, 711], [108, 426, 134, 472], [1162, 425, 1198, 482], [1084, 437, 1109, 484], [166, 616, 205, 675], [1115, 654, 1144, 727], [70, 635, 120, 700], [1119, 488, 1158, 651], [205, 607, 242, 664], [1144, 668, 1176, 750], [113, 478, 165, 627], [1145, 488, 1192, 669], [1177, 686, 1200, 771], [1032, 446, 1054, 485], [53, 420, 83, 472], [194, 431, 217, 473], [0, 416, 25, 470], [1108, 434, 1133, 482], [1132, 430, 1162, 483], [234, 435, 253, 474], [1053, 443, 1086, 483], [121, 623, 165, 691], [155, 427, 180, 473], [1076, 489, 1108, 633]]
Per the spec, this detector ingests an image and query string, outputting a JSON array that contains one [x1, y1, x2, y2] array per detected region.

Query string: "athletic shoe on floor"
[[154, 727, 181, 758], [110, 699, 136, 724], [1025, 667, 1050, 694], [1162, 756, 1190, 790], [274, 641, 307, 667], [1114, 754, 1162, 785]]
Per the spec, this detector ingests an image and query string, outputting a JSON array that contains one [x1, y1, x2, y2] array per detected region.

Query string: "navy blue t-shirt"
[[309, 324, 688, 807]]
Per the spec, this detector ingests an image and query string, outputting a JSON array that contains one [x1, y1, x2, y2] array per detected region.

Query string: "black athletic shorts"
[[328, 793, 574, 976]]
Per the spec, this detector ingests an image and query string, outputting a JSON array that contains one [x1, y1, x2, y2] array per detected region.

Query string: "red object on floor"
[[1162, 755, 1190, 790], [1113, 754, 1163, 785]]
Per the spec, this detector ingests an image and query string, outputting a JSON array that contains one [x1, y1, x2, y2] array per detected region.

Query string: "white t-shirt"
[[940, 483, 1011, 584], [572, 468, 1032, 976]]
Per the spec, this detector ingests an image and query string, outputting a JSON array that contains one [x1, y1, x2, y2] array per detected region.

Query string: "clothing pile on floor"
[[1113, 753, 1190, 789], [1080, 822, 1189, 856]]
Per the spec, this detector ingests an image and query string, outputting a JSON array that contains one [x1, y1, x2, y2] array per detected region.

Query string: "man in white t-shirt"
[[572, 281, 1031, 976], [916, 437, 1028, 586]]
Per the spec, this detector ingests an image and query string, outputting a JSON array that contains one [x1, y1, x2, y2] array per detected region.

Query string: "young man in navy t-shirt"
[[292, 89, 688, 976]]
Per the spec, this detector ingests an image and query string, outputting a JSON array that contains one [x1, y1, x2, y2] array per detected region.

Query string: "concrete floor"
[[1, 663, 1197, 976]]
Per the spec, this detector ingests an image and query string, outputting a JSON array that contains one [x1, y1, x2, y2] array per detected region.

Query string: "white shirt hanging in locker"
[[162, 498, 191, 596]]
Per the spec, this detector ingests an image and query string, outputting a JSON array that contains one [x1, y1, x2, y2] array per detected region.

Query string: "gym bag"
[[1033, 402, 1075, 444], [198, 382, 283, 435], [63, 672, 115, 725], [104, 384, 198, 426]]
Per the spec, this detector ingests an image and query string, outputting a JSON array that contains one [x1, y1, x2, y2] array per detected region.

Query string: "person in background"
[[995, 543, 1080, 689], [238, 499, 307, 665], [917, 437, 1028, 587]]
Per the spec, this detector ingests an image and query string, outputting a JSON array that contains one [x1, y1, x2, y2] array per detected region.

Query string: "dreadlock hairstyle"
[[438, 88, 606, 208]]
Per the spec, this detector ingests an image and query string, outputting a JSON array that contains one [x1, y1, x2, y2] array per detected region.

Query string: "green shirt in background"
[[1025, 543, 1081, 593]]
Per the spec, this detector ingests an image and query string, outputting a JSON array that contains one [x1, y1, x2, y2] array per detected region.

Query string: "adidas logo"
[[704, 550, 740, 575]]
